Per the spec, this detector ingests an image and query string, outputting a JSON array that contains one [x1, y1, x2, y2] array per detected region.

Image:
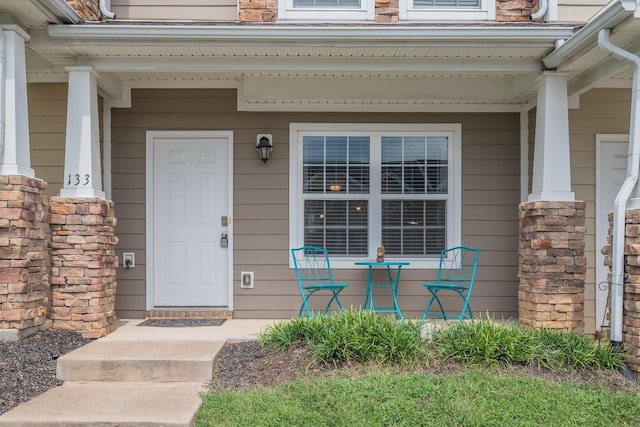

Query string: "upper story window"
[[289, 123, 462, 269], [413, 0, 480, 7], [279, 0, 375, 21], [400, 0, 495, 20], [293, 0, 360, 6]]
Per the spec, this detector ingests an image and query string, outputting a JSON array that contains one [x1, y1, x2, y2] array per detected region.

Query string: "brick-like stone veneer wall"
[[65, 0, 101, 21], [49, 198, 118, 338], [376, 0, 399, 22], [603, 209, 640, 375], [0, 176, 49, 333], [518, 201, 586, 330], [497, 0, 536, 22], [239, 0, 277, 22]]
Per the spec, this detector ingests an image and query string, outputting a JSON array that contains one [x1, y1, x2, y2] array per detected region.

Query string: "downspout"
[[531, 0, 548, 21], [99, 0, 116, 19], [597, 28, 640, 345], [0, 30, 5, 159]]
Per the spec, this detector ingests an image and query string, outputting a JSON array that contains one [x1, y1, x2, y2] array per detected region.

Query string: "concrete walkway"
[[0, 319, 278, 427]]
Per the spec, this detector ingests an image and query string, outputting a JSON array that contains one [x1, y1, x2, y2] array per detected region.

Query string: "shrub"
[[259, 310, 427, 364], [432, 318, 625, 370]]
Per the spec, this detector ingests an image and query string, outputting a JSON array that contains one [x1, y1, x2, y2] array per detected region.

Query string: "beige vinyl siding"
[[111, 0, 236, 21], [557, 0, 609, 23], [28, 83, 67, 197], [569, 88, 631, 336], [111, 89, 521, 319]]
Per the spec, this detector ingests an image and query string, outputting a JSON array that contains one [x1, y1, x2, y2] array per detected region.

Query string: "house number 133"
[[67, 174, 90, 186]]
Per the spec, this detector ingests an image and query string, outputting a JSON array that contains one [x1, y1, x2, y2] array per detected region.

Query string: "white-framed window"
[[399, 0, 495, 20], [289, 123, 462, 269], [278, 0, 375, 21]]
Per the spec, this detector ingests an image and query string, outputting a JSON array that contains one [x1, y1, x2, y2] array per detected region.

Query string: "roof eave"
[[46, 23, 577, 47], [35, 0, 80, 24], [543, 0, 637, 69]]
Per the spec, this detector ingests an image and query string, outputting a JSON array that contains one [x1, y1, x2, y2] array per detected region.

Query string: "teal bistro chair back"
[[421, 246, 480, 323], [291, 246, 349, 317]]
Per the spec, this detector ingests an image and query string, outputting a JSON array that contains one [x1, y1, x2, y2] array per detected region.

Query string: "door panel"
[[153, 136, 230, 306], [596, 138, 628, 331]]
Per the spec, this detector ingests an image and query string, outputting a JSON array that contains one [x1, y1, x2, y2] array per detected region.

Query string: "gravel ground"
[[2, 329, 638, 417], [212, 340, 640, 393], [0, 329, 91, 415]]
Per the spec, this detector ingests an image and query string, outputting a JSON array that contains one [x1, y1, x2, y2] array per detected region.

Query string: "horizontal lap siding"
[[111, 0, 236, 21], [112, 89, 520, 319], [28, 83, 67, 197], [569, 88, 631, 336], [558, 0, 608, 22]]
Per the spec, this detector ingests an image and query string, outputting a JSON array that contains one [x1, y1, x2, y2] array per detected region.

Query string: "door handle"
[[220, 233, 228, 248]]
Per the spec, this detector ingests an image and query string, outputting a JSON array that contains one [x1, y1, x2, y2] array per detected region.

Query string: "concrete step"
[[0, 381, 204, 427], [56, 340, 224, 382]]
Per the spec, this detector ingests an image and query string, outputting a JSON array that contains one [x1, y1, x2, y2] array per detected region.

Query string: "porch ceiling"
[[23, 23, 582, 111]]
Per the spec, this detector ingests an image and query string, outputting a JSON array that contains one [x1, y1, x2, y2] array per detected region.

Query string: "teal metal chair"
[[421, 246, 480, 323], [291, 246, 349, 317]]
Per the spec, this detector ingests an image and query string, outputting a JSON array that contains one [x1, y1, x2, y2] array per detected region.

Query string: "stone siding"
[[239, 0, 278, 22], [603, 209, 640, 375], [518, 201, 586, 331], [497, 0, 535, 22], [376, 0, 399, 22], [65, 0, 101, 21], [0, 176, 49, 338], [49, 198, 118, 339]]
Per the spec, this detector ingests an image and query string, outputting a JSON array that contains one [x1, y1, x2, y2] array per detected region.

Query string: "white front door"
[[596, 135, 628, 331], [148, 131, 232, 307]]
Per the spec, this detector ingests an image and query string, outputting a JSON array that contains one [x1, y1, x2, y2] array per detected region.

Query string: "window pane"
[[294, 0, 360, 6], [382, 136, 448, 195], [326, 137, 347, 164], [304, 200, 368, 255], [303, 136, 370, 194], [382, 200, 446, 256], [427, 137, 448, 194], [413, 0, 479, 8]]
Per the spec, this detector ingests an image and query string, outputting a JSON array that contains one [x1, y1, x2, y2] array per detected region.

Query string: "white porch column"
[[528, 72, 575, 202], [0, 26, 34, 177], [61, 66, 105, 199]]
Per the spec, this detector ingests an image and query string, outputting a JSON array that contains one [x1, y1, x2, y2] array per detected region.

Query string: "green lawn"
[[197, 312, 640, 427], [197, 370, 640, 426]]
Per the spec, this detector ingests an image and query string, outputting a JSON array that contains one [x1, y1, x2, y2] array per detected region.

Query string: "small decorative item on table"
[[376, 245, 385, 262]]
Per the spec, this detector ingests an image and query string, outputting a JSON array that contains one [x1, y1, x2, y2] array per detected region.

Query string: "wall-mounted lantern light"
[[256, 134, 273, 163]]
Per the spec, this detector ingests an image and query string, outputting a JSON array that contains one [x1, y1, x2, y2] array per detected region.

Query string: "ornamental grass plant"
[[259, 309, 427, 364], [199, 311, 638, 427], [430, 317, 625, 370]]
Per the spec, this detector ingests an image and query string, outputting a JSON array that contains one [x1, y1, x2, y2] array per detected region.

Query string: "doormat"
[[138, 319, 226, 327]]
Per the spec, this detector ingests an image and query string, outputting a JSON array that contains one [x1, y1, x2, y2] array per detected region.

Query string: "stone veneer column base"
[[518, 201, 586, 331], [49, 198, 118, 339], [604, 209, 640, 375], [0, 176, 50, 341]]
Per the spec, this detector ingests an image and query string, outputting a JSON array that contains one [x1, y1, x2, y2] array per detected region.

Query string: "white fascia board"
[[235, 102, 524, 113], [543, 0, 637, 69], [83, 56, 543, 74], [47, 24, 576, 47]]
